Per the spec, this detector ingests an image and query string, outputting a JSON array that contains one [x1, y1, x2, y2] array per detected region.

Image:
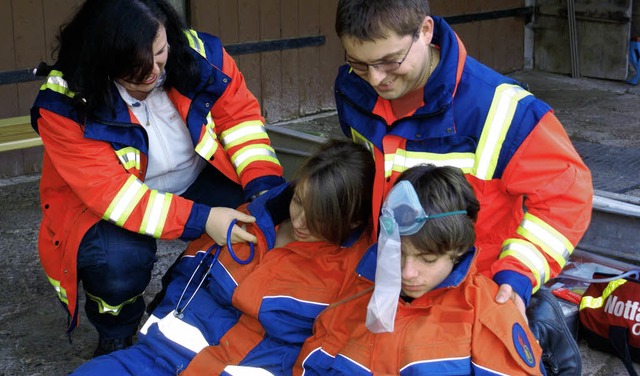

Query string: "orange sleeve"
[[494, 111, 593, 287]]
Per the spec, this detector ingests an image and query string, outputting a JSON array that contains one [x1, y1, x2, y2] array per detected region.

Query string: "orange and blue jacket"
[[73, 184, 372, 375], [334, 16, 593, 305], [294, 245, 546, 375], [30, 30, 284, 332]]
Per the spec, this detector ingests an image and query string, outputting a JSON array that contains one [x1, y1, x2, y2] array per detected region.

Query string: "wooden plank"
[[190, 0, 220, 36], [0, 116, 41, 153], [279, 0, 300, 121], [42, 0, 83, 66], [319, 0, 341, 110], [17, 81, 41, 114], [237, 0, 262, 106], [13, 0, 45, 69], [260, 0, 283, 122], [218, 0, 239, 44], [298, 0, 321, 116], [0, 115, 30, 127], [0, 0, 15, 72]]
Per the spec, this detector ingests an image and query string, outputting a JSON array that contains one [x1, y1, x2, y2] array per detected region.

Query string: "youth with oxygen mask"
[[295, 165, 546, 375]]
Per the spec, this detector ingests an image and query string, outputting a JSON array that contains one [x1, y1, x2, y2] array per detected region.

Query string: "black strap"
[[609, 326, 639, 376]]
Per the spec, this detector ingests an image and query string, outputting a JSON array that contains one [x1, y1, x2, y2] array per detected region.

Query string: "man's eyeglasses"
[[345, 31, 418, 74]]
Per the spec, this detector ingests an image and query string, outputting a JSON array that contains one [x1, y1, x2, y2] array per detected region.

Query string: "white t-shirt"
[[115, 83, 206, 195]]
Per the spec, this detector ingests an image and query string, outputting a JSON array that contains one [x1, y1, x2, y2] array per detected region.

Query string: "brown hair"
[[293, 139, 375, 244], [336, 0, 430, 41], [396, 165, 479, 262]]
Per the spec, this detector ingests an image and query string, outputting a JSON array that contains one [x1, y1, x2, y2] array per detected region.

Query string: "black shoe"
[[527, 288, 582, 375], [93, 335, 134, 358]]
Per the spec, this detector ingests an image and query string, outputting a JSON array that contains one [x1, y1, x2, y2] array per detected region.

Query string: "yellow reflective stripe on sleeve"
[[103, 175, 149, 226], [85, 290, 142, 316], [195, 113, 218, 160], [115, 147, 141, 170], [40, 70, 76, 98], [474, 84, 531, 180], [500, 238, 549, 291], [231, 145, 280, 174], [517, 212, 573, 269], [184, 29, 206, 58], [384, 149, 475, 178], [47, 276, 68, 305], [579, 279, 627, 310], [139, 191, 173, 237], [220, 120, 267, 149]]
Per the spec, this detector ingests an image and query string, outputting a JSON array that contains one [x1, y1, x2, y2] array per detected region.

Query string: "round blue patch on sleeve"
[[512, 323, 536, 367]]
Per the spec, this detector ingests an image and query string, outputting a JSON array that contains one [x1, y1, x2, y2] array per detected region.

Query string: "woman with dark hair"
[[30, 0, 284, 356], [71, 140, 375, 376]]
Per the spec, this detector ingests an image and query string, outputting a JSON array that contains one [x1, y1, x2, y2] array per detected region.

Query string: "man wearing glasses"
[[333, 1, 592, 375]]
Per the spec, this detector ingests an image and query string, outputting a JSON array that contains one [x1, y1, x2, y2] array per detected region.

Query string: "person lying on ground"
[[294, 164, 545, 375], [71, 139, 375, 376]]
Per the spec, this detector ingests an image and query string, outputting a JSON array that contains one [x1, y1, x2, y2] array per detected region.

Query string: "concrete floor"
[[2, 69, 640, 375]]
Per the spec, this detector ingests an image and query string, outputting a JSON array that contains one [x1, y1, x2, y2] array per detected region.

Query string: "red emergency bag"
[[579, 271, 640, 376]]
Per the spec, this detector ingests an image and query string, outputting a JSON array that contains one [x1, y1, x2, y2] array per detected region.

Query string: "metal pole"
[[567, 0, 581, 78]]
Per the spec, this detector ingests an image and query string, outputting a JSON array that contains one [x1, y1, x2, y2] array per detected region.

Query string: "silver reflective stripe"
[[501, 239, 547, 287], [384, 151, 476, 178], [139, 191, 172, 237], [518, 213, 571, 268], [232, 146, 278, 169], [220, 121, 265, 148], [142, 311, 209, 354], [103, 175, 148, 226]]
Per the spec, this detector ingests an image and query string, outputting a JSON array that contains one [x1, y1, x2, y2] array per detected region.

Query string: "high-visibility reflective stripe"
[[474, 84, 531, 180], [220, 120, 266, 148], [579, 279, 627, 310], [231, 145, 280, 174], [141, 311, 209, 354], [184, 29, 206, 58], [384, 150, 475, 178], [103, 175, 148, 226], [500, 238, 548, 290], [139, 191, 172, 237], [40, 70, 76, 98], [195, 113, 218, 160], [115, 147, 141, 170], [517, 212, 573, 269], [47, 276, 68, 304], [85, 290, 141, 316]]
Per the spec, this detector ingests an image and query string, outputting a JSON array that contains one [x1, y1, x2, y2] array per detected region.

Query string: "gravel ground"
[[2, 69, 640, 375]]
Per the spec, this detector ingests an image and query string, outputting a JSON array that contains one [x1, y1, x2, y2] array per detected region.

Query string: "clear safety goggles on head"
[[379, 180, 467, 237]]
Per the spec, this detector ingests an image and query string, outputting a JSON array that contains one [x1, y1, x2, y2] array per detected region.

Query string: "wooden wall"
[[0, 0, 83, 119], [432, 0, 526, 74], [0, 0, 526, 123]]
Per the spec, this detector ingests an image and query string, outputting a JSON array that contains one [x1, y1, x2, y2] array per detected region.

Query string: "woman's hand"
[[205, 207, 257, 245]]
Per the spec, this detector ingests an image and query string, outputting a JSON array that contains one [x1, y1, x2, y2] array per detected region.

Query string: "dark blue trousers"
[[77, 164, 244, 339]]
